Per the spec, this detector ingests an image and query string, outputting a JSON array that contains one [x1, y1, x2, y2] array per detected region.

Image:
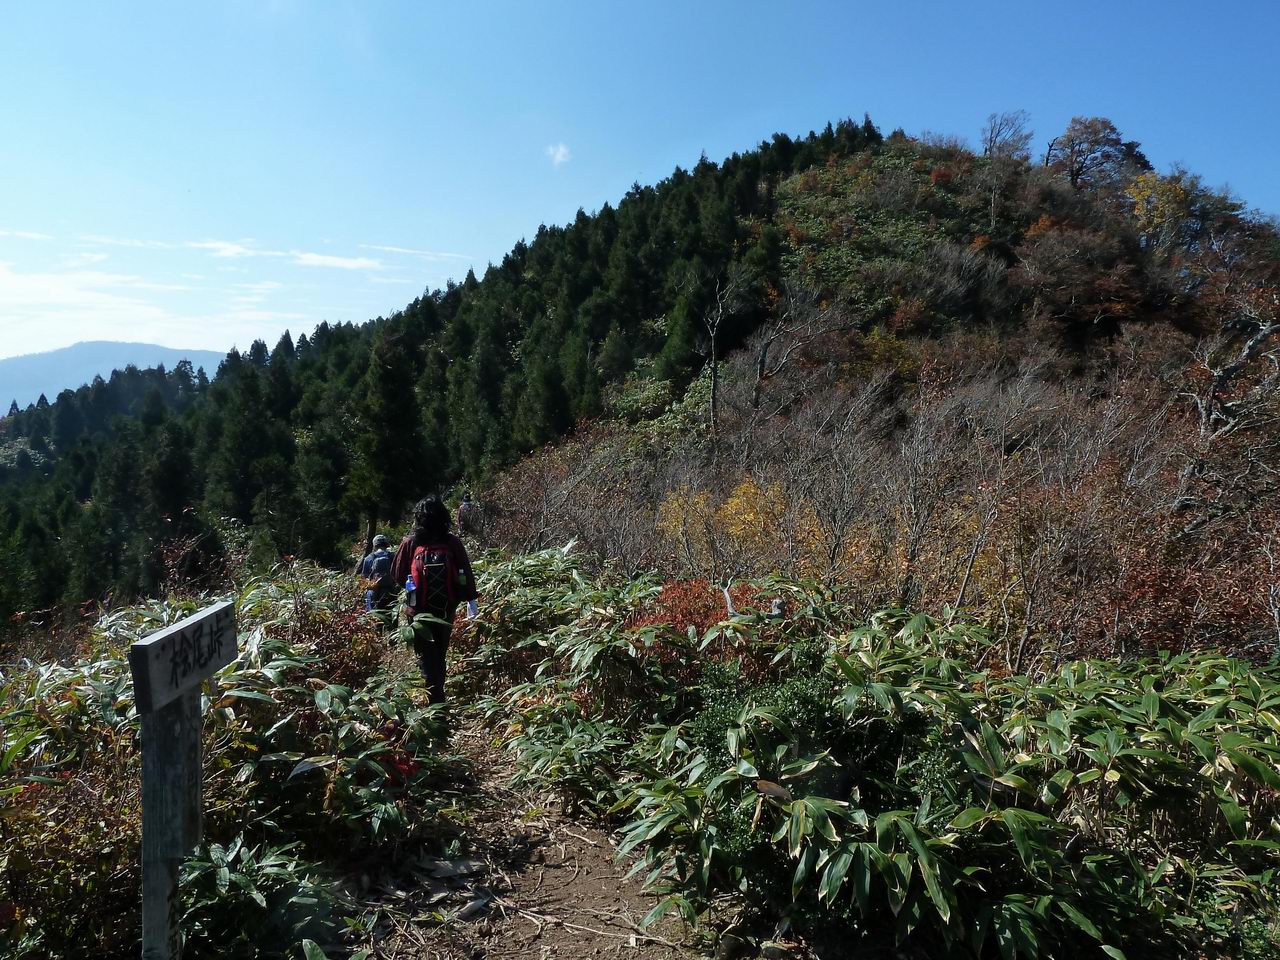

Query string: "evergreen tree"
[[247, 339, 270, 366], [140, 387, 167, 430], [266, 336, 298, 419], [294, 419, 350, 562], [344, 330, 424, 545], [205, 367, 275, 521], [51, 392, 83, 450], [144, 421, 195, 522]]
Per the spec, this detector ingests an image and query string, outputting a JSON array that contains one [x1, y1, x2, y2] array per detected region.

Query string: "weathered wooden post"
[[128, 601, 238, 960]]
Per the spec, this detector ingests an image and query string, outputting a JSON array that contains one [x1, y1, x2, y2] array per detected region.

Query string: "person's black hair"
[[412, 496, 451, 543]]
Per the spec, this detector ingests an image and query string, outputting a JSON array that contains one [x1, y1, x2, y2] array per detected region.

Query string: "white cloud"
[[186, 239, 381, 270], [359, 243, 471, 261], [78, 234, 173, 249], [289, 251, 380, 270], [220, 307, 308, 325], [231, 281, 285, 305], [545, 142, 572, 168], [62, 251, 109, 267], [187, 239, 268, 259], [368, 276, 416, 285], [0, 228, 53, 240], [0, 260, 183, 355], [30, 268, 195, 293], [0, 260, 305, 359], [80, 235, 394, 274]]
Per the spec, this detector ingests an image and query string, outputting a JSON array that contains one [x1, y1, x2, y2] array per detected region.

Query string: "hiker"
[[456, 491, 477, 534], [358, 534, 395, 615], [390, 497, 479, 704]]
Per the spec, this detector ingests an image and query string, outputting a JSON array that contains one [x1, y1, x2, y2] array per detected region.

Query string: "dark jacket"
[[390, 533, 478, 616]]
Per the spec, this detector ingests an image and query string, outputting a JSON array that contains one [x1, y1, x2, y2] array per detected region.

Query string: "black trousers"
[[410, 619, 452, 704]]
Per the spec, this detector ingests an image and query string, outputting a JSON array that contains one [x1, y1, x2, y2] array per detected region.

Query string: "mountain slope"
[[0, 113, 1278, 654], [0, 341, 226, 410]]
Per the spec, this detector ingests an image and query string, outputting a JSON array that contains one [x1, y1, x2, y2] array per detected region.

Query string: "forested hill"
[[0, 341, 227, 410], [0, 116, 881, 619], [2, 113, 1278, 639]]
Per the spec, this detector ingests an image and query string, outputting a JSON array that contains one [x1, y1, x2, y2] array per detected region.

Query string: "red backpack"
[[410, 541, 458, 617]]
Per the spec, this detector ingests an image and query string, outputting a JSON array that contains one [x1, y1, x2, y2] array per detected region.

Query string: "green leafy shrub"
[[604, 375, 675, 423], [467, 553, 1280, 959], [181, 838, 344, 959], [619, 612, 1280, 957], [495, 683, 631, 812]]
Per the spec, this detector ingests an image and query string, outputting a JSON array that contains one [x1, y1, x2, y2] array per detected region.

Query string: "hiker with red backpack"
[[390, 497, 478, 704]]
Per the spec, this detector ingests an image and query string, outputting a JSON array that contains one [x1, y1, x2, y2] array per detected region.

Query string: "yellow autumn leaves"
[[657, 478, 825, 579]]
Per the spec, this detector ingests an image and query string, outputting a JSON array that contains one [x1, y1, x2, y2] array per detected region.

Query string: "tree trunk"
[[361, 514, 376, 568], [709, 345, 719, 436], [952, 505, 997, 617], [752, 337, 771, 411]]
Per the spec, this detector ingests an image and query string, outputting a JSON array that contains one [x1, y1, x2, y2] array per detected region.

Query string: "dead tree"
[[750, 281, 855, 413], [699, 262, 754, 438]]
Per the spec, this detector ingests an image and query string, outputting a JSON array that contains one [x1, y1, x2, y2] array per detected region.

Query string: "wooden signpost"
[[128, 600, 237, 960]]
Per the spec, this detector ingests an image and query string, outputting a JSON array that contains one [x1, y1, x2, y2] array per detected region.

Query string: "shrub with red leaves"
[[385, 750, 423, 785], [627, 579, 779, 688], [628, 579, 764, 634]]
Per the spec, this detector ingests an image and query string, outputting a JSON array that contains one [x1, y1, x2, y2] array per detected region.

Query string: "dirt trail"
[[364, 712, 695, 960]]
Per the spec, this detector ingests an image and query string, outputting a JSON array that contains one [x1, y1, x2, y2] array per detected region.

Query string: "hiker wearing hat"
[[358, 534, 396, 616], [456, 491, 477, 535]]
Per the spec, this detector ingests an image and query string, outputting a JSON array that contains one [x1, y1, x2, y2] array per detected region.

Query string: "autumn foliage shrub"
[[2, 758, 142, 955], [627, 578, 763, 634]]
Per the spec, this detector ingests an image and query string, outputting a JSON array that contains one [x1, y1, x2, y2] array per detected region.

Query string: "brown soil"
[[356, 713, 696, 960]]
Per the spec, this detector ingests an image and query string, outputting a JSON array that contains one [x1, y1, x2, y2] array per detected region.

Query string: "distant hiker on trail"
[[456, 491, 477, 535], [358, 534, 395, 615], [391, 497, 479, 704]]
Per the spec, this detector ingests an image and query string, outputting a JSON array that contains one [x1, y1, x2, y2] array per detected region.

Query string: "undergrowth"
[[0, 563, 447, 959], [464, 546, 1280, 960], [4, 546, 1280, 959]]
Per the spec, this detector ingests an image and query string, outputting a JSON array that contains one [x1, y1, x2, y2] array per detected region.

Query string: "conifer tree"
[[344, 330, 424, 549], [51, 392, 82, 450], [267, 334, 298, 419]]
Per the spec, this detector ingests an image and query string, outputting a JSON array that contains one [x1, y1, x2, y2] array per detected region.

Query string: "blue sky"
[[1, 0, 1277, 360]]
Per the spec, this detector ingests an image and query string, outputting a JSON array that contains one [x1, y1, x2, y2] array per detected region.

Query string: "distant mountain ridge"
[[0, 341, 227, 410]]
